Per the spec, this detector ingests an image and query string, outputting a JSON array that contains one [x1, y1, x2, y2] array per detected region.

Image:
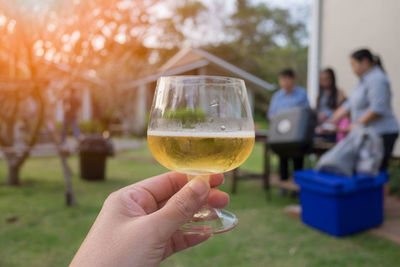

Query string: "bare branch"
[[0, 133, 8, 147]]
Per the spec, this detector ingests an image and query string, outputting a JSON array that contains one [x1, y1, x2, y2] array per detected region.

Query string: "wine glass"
[[147, 75, 255, 234]]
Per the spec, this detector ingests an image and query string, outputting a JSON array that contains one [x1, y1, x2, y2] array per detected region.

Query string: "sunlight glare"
[[117, 0, 135, 11], [35, 48, 45, 57], [91, 35, 105, 51], [70, 31, 81, 44], [96, 19, 105, 28], [101, 26, 112, 37], [7, 19, 16, 33], [114, 33, 127, 44], [62, 43, 72, 52], [44, 48, 55, 61], [92, 8, 101, 17], [61, 34, 70, 43], [33, 40, 44, 49], [47, 23, 56, 32], [0, 15, 7, 27]]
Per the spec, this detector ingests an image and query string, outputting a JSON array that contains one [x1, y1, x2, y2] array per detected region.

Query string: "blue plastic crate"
[[294, 170, 388, 237]]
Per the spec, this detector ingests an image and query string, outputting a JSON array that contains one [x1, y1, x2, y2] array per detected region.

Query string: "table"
[[230, 131, 335, 199], [230, 130, 271, 198]]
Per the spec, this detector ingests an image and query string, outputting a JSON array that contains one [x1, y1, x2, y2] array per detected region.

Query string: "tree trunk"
[[59, 149, 76, 206], [7, 163, 20, 186], [48, 119, 77, 206]]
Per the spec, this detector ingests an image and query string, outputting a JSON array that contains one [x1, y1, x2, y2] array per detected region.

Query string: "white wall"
[[81, 88, 92, 122], [320, 0, 400, 155]]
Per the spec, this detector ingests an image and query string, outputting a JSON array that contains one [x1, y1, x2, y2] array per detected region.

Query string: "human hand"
[[345, 122, 361, 133], [317, 113, 328, 123], [70, 172, 228, 267], [315, 126, 323, 134], [315, 122, 336, 134]]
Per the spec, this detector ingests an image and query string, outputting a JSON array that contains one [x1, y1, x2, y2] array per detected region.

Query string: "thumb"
[[150, 177, 210, 239]]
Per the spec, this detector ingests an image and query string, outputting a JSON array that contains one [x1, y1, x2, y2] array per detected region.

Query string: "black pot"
[[79, 134, 114, 181]]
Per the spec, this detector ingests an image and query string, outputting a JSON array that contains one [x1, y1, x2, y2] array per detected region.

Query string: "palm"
[[120, 172, 228, 260]]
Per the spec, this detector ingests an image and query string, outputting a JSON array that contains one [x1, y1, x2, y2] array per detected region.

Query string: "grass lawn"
[[0, 142, 399, 267]]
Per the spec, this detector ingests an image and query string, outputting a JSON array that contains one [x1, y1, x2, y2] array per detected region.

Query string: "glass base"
[[179, 207, 238, 234]]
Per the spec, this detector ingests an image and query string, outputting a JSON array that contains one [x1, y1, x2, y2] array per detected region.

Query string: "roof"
[[121, 47, 275, 92]]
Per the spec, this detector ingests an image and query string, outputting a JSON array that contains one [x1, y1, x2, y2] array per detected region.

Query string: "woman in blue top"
[[328, 49, 399, 170]]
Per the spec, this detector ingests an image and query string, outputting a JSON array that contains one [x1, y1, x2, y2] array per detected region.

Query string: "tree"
[[209, 0, 307, 84], [53, 0, 179, 127], [157, 0, 308, 113], [0, 1, 46, 185], [0, 0, 162, 185], [156, 0, 307, 82]]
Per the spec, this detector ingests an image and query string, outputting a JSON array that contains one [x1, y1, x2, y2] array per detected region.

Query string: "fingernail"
[[188, 178, 209, 196]]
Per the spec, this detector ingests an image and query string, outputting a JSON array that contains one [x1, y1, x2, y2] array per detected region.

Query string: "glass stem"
[[178, 173, 237, 233], [187, 174, 210, 182], [187, 174, 217, 219]]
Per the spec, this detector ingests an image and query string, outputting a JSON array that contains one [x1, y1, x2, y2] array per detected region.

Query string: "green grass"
[[0, 143, 399, 267], [388, 165, 400, 195], [254, 112, 269, 130]]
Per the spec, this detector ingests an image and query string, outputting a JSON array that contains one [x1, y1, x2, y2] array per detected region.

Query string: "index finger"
[[124, 172, 224, 203]]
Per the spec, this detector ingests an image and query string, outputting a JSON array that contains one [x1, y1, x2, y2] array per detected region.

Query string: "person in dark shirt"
[[61, 88, 81, 142]]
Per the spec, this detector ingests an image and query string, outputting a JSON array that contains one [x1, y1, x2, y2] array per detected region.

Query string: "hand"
[[315, 126, 323, 134], [317, 113, 328, 123], [315, 122, 337, 134], [346, 122, 360, 133], [71, 172, 229, 267]]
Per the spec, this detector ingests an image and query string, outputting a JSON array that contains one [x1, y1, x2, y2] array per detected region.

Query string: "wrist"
[[327, 118, 335, 124], [353, 121, 364, 129]]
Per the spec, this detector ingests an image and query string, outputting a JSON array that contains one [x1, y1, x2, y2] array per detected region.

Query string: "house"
[[46, 61, 107, 123], [307, 0, 400, 155], [121, 47, 275, 135]]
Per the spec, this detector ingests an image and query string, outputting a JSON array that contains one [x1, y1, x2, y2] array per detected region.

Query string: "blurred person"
[[268, 68, 309, 193], [336, 114, 351, 143], [71, 172, 229, 267], [316, 68, 346, 143], [327, 48, 399, 171], [61, 88, 81, 143]]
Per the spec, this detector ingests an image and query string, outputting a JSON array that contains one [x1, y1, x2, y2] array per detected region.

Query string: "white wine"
[[147, 131, 254, 174], [147, 76, 254, 233]]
